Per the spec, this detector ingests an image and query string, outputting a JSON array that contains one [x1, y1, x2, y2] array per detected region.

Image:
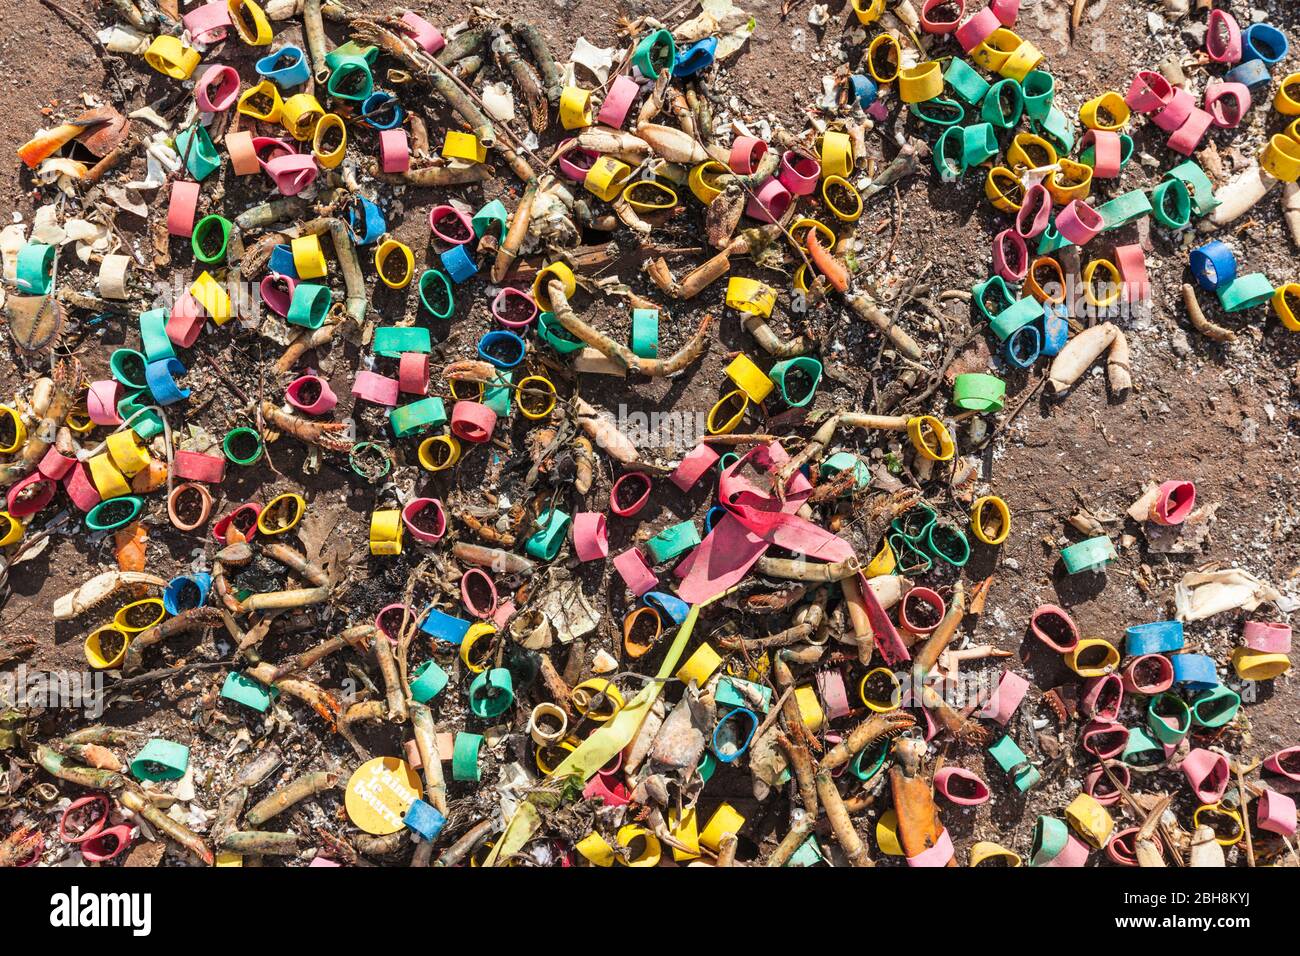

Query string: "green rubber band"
[[174, 125, 220, 181], [325, 40, 377, 69], [191, 214, 231, 264], [417, 268, 454, 320], [15, 242, 55, 295], [85, 495, 144, 532], [888, 532, 933, 574], [1021, 70, 1055, 120], [1150, 178, 1191, 230], [1061, 535, 1117, 573], [1191, 685, 1241, 728], [349, 441, 391, 479], [981, 78, 1024, 129], [223, 426, 264, 466], [962, 122, 999, 168], [973, 275, 1017, 323], [524, 508, 571, 561], [1164, 159, 1220, 217], [934, 126, 966, 179], [645, 520, 701, 564], [467, 668, 514, 718], [632, 28, 676, 78], [988, 734, 1040, 791], [1217, 273, 1274, 312], [912, 96, 965, 126], [116, 390, 163, 440], [1121, 726, 1165, 767], [373, 326, 432, 357], [130, 739, 190, 782], [1036, 219, 1073, 254], [537, 310, 584, 354], [286, 282, 330, 329], [220, 672, 278, 712], [110, 348, 149, 390], [1097, 190, 1153, 230], [767, 356, 823, 408], [451, 731, 483, 782], [851, 740, 888, 781], [944, 58, 990, 105], [820, 451, 870, 492], [483, 371, 513, 418], [926, 521, 970, 567], [389, 397, 447, 438], [410, 659, 449, 703], [786, 836, 824, 867], [472, 199, 509, 241], [630, 307, 659, 359], [990, 297, 1042, 341], [1146, 692, 1191, 744], [697, 750, 718, 784], [139, 308, 175, 362], [325, 53, 374, 102], [892, 504, 937, 541], [952, 373, 1006, 411], [1034, 104, 1075, 154], [1031, 816, 1070, 866]]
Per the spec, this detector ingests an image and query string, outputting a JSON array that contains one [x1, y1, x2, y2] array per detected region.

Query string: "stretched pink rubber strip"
[[260, 272, 297, 316], [1243, 621, 1291, 654], [38, 445, 76, 481], [610, 471, 652, 517], [167, 180, 200, 237], [493, 601, 516, 629], [1105, 828, 1151, 867], [954, 6, 999, 51], [1124, 70, 1173, 113], [399, 11, 445, 54], [196, 65, 241, 112], [1121, 654, 1173, 695], [1080, 673, 1123, 721], [778, 150, 820, 196], [1084, 762, 1128, 807], [7, 473, 54, 517], [1205, 82, 1251, 128], [450, 400, 496, 442], [380, 129, 410, 173], [613, 547, 657, 596], [582, 773, 630, 806], [183, 2, 230, 43], [988, 0, 1018, 26], [572, 512, 609, 561], [429, 204, 475, 244], [744, 177, 792, 223], [285, 374, 337, 414], [87, 380, 122, 426], [398, 352, 429, 394], [1205, 9, 1242, 64], [1182, 747, 1230, 804], [1257, 789, 1297, 836], [63, 463, 101, 512], [1167, 108, 1212, 156], [920, 0, 965, 33], [253, 136, 295, 165], [670, 443, 721, 492], [1151, 479, 1195, 525], [174, 450, 226, 483], [1265, 747, 1300, 782], [460, 567, 498, 618], [264, 153, 318, 196], [1151, 87, 1195, 133], [992, 229, 1028, 281], [979, 669, 1030, 725], [728, 136, 767, 175], [1114, 243, 1150, 304], [227, 129, 260, 175], [815, 669, 851, 719], [352, 370, 400, 407], [1016, 183, 1052, 239], [1080, 719, 1129, 760], [596, 75, 639, 129], [906, 827, 954, 866], [1081, 129, 1121, 178], [934, 767, 990, 805], [375, 603, 415, 642], [167, 292, 206, 348], [1055, 201, 1103, 246]]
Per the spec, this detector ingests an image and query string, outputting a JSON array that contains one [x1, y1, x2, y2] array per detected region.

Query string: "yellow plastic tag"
[[344, 756, 420, 834]]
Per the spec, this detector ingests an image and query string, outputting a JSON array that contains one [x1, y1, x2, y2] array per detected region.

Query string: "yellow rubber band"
[[1261, 133, 1300, 182], [113, 598, 165, 633], [228, 0, 273, 44], [616, 824, 661, 866], [850, 0, 884, 24], [418, 434, 462, 471], [256, 492, 306, 535], [866, 34, 900, 83], [1064, 793, 1114, 849], [515, 375, 557, 419], [876, 808, 904, 855], [821, 175, 863, 221], [1079, 91, 1131, 131], [106, 431, 150, 477], [369, 509, 403, 555], [970, 841, 1021, 866], [725, 276, 776, 317], [1007, 133, 1058, 171], [1047, 158, 1093, 204], [1083, 258, 1122, 309], [532, 261, 576, 312], [88, 453, 131, 500], [0, 512, 23, 548], [699, 803, 745, 853], [985, 166, 1024, 212], [865, 538, 896, 577], [559, 86, 593, 130], [971, 495, 1011, 545], [144, 35, 202, 80], [622, 179, 678, 212], [1275, 73, 1300, 116], [374, 237, 414, 289], [1065, 637, 1120, 677], [237, 80, 283, 122], [999, 40, 1043, 82], [0, 405, 26, 454], [898, 61, 943, 104], [85, 624, 131, 670], [1192, 803, 1243, 846], [859, 667, 901, 712], [819, 130, 854, 179], [676, 642, 723, 686], [191, 270, 232, 324], [970, 28, 1021, 74], [724, 353, 775, 403], [572, 678, 624, 721], [689, 161, 727, 203], [459, 622, 496, 674], [1231, 646, 1291, 681], [312, 113, 347, 169], [575, 831, 616, 866], [442, 130, 486, 163], [280, 93, 323, 141], [584, 156, 631, 201], [907, 415, 955, 461], [291, 234, 327, 279], [1273, 283, 1300, 332]]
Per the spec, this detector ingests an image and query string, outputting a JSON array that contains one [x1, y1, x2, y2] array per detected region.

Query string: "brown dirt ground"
[[1, 0, 1299, 866]]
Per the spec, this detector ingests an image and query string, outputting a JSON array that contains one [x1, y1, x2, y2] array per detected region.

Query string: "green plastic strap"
[[15, 242, 55, 295], [139, 308, 175, 362], [645, 520, 701, 564], [912, 96, 964, 126], [981, 78, 1024, 129], [1037, 219, 1073, 254], [934, 126, 965, 179], [374, 326, 432, 357], [952, 373, 1006, 411], [1034, 104, 1075, 153], [820, 451, 870, 491], [1031, 816, 1070, 866], [1097, 190, 1153, 230], [1121, 726, 1165, 767], [632, 28, 676, 78], [86, 495, 144, 532], [175, 125, 220, 181], [287, 282, 330, 329], [767, 356, 822, 408], [1149, 178, 1191, 229], [1191, 685, 1241, 728], [1021, 70, 1055, 120], [389, 397, 447, 437], [1061, 535, 1117, 573], [117, 390, 163, 440], [472, 199, 509, 241], [786, 836, 824, 867], [926, 522, 970, 567], [988, 734, 1040, 791], [110, 348, 149, 389], [483, 371, 513, 417], [451, 731, 483, 782], [131, 739, 190, 781], [191, 214, 231, 264], [525, 508, 571, 561], [537, 310, 584, 354], [962, 122, 999, 168], [944, 58, 990, 105], [1164, 159, 1220, 217], [973, 275, 1016, 322], [223, 426, 264, 465], [410, 659, 449, 703], [630, 307, 659, 359], [468, 668, 514, 718], [990, 297, 1041, 341], [1217, 272, 1273, 312], [417, 268, 454, 319], [220, 672, 278, 712]]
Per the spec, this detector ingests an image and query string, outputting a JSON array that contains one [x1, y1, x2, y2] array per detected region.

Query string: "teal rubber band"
[[220, 672, 278, 712], [912, 96, 965, 126], [1217, 272, 1273, 312], [645, 520, 701, 564], [15, 242, 55, 295], [632, 28, 676, 78], [223, 426, 264, 466], [943, 58, 990, 105], [926, 521, 970, 567], [287, 282, 330, 329], [1036, 219, 1073, 254], [472, 199, 509, 242], [1121, 726, 1165, 767], [630, 307, 659, 359], [1060, 535, 1116, 573], [1031, 816, 1070, 866], [767, 356, 823, 408], [175, 125, 220, 181], [934, 126, 965, 179], [981, 78, 1024, 129], [1034, 104, 1075, 154], [973, 275, 1016, 322], [1164, 159, 1220, 217], [325, 55, 374, 102], [349, 441, 392, 478], [451, 731, 483, 782], [117, 390, 163, 440], [324, 40, 378, 70], [1097, 190, 1153, 230], [85, 495, 143, 532], [483, 371, 513, 417], [110, 348, 149, 390], [786, 836, 824, 867], [410, 659, 449, 703], [697, 750, 718, 784], [820, 451, 870, 492], [716, 676, 773, 712], [389, 397, 447, 438], [888, 532, 933, 574], [961, 122, 999, 168], [1150, 178, 1191, 230], [417, 268, 454, 320], [524, 508, 571, 561], [373, 326, 432, 357], [990, 297, 1042, 341], [537, 310, 584, 354], [191, 214, 231, 264], [467, 667, 514, 718], [139, 308, 175, 362], [891, 503, 937, 541], [1191, 685, 1240, 728], [130, 739, 190, 782], [851, 740, 888, 781], [1147, 693, 1191, 744], [952, 373, 1006, 411], [988, 734, 1039, 791], [1021, 70, 1055, 120]]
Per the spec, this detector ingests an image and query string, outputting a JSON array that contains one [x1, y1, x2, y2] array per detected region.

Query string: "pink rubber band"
[[1040, 833, 1091, 867], [375, 603, 414, 643], [1257, 789, 1297, 836], [7, 472, 54, 517], [213, 503, 262, 544], [980, 670, 1030, 725], [285, 374, 337, 414], [815, 669, 851, 719], [493, 601, 516, 629], [399, 11, 445, 55], [63, 463, 101, 512], [1055, 200, 1103, 246], [167, 180, 200, 237], [572, 512, 609, 561], [398, 352, 429, 394], [1080, 673, 1123, 721], [1114, 243, 1150, 304], [1081, 719, 1129, 760], [491, 288, 538, 329], [919, 0, 965, 34], [670, 443, 721, 492], [1124, 70, 1173, 113], [1244, 622, 1291, 654], [744, 177, 792, 223], [1182, 748, 1229, 804], [252, 136, 295, 165], [259, 272, 297, 316], [1167, 107, 1212, 156], [1205, 9, 1242, 64], [934, 767, 990, 805], [183, 2, 231, 43], [1015, 183, 1052, 239], [402, 498, 447, 543], [1084, 762, 1128, 807], [460, 567, 497, 618], [449, 400, 496, 443], [1204, 82, 1251, 129], [582, 773, 630, 806], [778, 150, 821, 196], [900, 586, 945, 634], [988, 0, 1018, 26], [1151, 87, 1195, 133], [1265, 748, 1300, 782], [612, 547, 657, 596], [1081, 129, 1121, 178], [1121, 654, 1173, 695], [196, 65, 241, 112], [992, 228, 1028, 281], [226, 129, 260, 176], [263, 153, 318, 196], [954, 6, 999, 51], [596, 75, 639, 129], [557, 141, 599, 181], [728, 135, 767, 175], [87, 380, 122, 426], [379, 129, 410, 173], [352, 370, 400, 407], [173, 450, 226, 483], [1151, 479, 1195, 525], [428, 204, 475, 244], [906, 827, 955, 867], [38, 445, 76, 481], [610, 471, 652, 517], [167, 292, 206, 348]]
